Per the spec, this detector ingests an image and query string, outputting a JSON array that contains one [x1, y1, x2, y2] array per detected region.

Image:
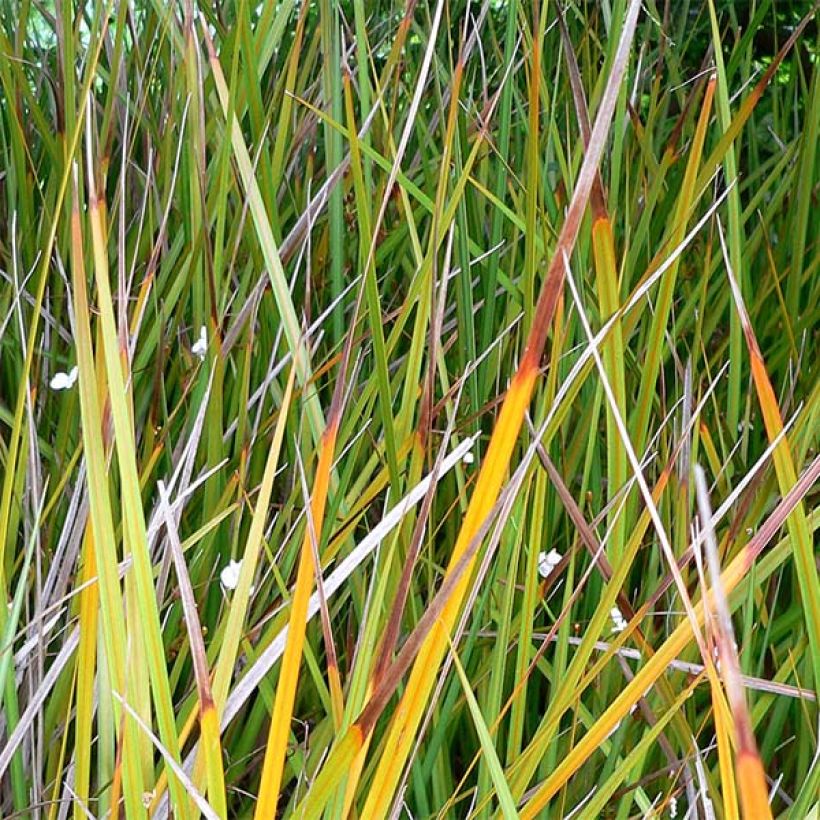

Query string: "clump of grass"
[[0, 1, 817, 818]]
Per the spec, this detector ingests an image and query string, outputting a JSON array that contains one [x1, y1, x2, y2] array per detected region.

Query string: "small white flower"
[[192, 325, 208, 359], [538, 549, 562, 578], [220, 559, 242, 590], [50, 366, 79, 391], [610, 606, 628, 633], [462, 451, 474, 464], [669, 795, 678, 818]]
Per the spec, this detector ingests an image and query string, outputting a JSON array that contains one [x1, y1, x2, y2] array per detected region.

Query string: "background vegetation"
[[0, 0, 817, 817]]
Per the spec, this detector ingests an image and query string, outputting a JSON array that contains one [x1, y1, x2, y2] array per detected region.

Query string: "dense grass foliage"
[[0, 1, 818, 817]]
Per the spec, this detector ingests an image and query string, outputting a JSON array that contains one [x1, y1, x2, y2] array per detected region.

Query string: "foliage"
[[0, 0, 817, 817]]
